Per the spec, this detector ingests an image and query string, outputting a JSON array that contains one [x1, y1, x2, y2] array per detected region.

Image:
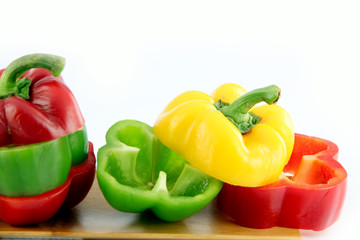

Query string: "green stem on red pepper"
[[0, 54, 65, 99], [215, 85, 281, 134]]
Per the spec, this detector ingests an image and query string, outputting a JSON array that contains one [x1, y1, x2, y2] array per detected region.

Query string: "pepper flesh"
[[97, 120, 222, 222], [217, 133, 347, 230], [0, 142, 95, 225], [0, 54, 94, 225], [154, 83, 294, 186]]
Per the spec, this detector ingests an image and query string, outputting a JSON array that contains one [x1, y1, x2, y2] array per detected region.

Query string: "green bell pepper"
[[97, 120, 223, 222], [0, 128, 88, 197]]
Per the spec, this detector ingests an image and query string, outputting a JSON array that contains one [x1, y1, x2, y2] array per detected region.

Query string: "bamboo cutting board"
[[0, 179, 301, 239]]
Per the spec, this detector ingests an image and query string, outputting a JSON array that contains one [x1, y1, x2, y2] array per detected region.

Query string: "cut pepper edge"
[[217, 133, 347, 230], [0, 141, 96, 225]]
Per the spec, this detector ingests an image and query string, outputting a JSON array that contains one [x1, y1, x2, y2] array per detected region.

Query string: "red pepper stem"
[[0, 54, 65, 99], [218, 85, 281, 133]]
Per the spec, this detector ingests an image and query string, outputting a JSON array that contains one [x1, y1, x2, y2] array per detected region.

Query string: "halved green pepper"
[[97, 120, 223, 222], [0, 128, 88, 197]]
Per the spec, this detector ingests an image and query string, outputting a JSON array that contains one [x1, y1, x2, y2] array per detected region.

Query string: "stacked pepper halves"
[[0, 54, 95, 225], [154, 84, 294, 187], [96, 83, 347, 229], [154, 83, 347, 230], [0, 53, 347, 230], [217, 133, 347, 230]]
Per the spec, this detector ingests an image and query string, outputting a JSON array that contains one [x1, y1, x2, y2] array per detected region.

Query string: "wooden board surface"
[[0, 179, 301, 239]]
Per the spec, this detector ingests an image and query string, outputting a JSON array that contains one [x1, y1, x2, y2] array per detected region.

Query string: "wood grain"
[[0, 179, 301, 239]]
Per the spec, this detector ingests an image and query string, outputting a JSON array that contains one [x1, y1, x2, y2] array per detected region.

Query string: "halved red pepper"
[[217, 133, 347, 231], [0, 55, 84, 146], [0, 142, 95, 225]]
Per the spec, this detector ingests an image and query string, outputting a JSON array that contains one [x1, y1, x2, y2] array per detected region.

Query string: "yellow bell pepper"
[[154, 84, 294, 187]]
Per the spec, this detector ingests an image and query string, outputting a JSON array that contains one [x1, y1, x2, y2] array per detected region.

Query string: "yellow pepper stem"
[[217, 85, 281, 134]]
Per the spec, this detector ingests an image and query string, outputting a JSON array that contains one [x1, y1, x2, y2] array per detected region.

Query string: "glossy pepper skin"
[[0, 54, 84, 146], [217, 134, 347, 230], [154, 83, 294, 187], [0, 128, 87, 197], [0, 142, 95, 225], [97, 120, 222, 222], [0, 54, 94, 225]]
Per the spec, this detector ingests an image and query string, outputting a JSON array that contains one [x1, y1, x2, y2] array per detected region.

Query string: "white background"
[[0, 1, 359, 239]]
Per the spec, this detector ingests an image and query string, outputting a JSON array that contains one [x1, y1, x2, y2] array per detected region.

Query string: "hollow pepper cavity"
[[154, 83, 294, 187], [217, 133, 347, 230], [97, 120, 222, 222], [0, 54, 95, 225]]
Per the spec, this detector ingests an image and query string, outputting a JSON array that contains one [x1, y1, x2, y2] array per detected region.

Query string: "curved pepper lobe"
[[0, 68, 84, 146], [154, 83, 294, 187], [211, 83, 247, 103], [22, 68, 64, 83], [217, 134, 347, 230], [97, 120, 222, 222]]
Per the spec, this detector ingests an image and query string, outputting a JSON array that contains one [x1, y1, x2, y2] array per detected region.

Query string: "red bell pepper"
[[0, 55, 84, 146], [217, 133, 347, 231], [0, 142, 95, 225]]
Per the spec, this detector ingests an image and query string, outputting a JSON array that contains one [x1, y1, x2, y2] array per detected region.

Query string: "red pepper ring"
[[217, 133, 347, 231], [0, 142, 96, 225]]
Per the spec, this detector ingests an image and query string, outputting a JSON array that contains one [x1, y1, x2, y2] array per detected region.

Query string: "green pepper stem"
[[222, 85, 280, 115], [218, 85, 281, 134], [0, 53, 65, 99]]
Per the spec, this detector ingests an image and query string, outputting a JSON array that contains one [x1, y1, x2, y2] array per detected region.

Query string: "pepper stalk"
[[0, 54, 65, 99], [215, 85, 281, 133]]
